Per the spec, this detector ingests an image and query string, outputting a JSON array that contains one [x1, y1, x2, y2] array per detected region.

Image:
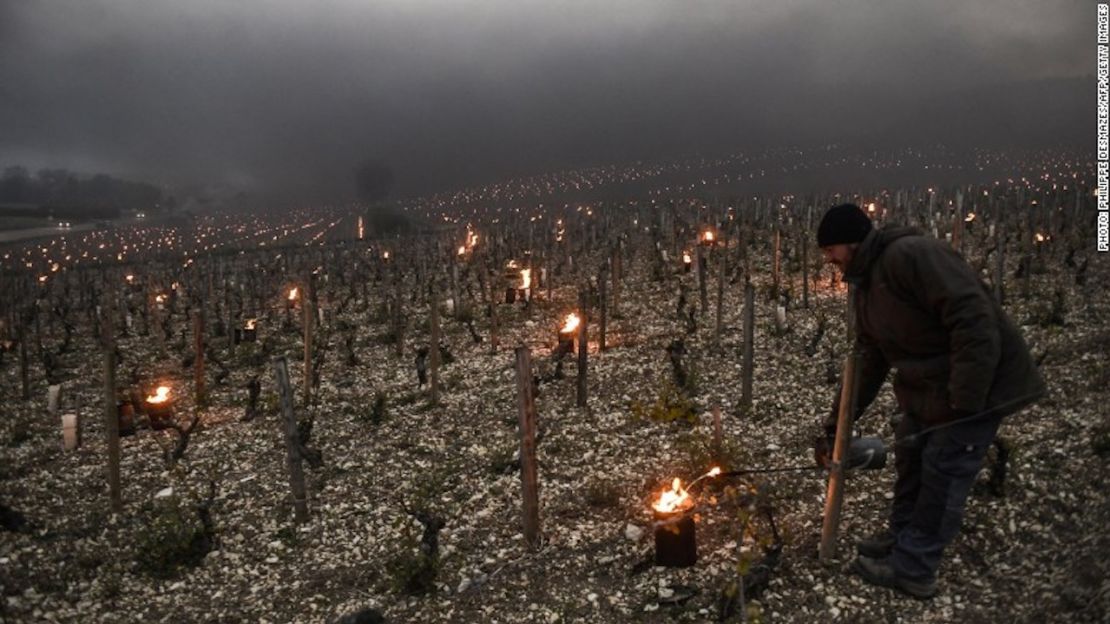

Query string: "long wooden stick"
[[740, 281, 755, 411], [103, 291, 122, 513], [576, 286, 588, 408], [598, 267, 607, 351], [819, 285, 860, 562], [429, 277, 441, 406], [302, 276, 314, 406], [18, 319, 30, 401], [193, 307, 205, 408], [515, 347, 541, 549], [274, 356, 309, 523], [488, 269, 499, 353]]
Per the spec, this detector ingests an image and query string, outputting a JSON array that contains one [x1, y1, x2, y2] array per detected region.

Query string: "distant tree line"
[[0, 166, 163, 220]]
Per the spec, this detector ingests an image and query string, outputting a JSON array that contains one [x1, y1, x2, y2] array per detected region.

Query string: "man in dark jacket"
[[817, 203, 1045, 599]]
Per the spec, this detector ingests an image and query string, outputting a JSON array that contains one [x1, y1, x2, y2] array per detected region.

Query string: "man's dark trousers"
[[889, 411, 1004, 580]]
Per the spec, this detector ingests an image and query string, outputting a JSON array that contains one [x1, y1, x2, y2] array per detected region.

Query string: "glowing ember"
[[155, 294, 166, 304], [702, 230, 715, 243], [146, 386, 171, 404], [560, 312, 580, 334], [382, 251, 390, 260], [652, 478, 693, 514], [1035, 232, 1047, 243], [964, 212, 976, 223], [288, 287, 299, 301], [457, 245, 467, 256], [245, 318, 257, 330], [682, 251, 692, 264], [125, 274, 134, 283], [867, 202, 877, 213], [521, 268, 532, 290]]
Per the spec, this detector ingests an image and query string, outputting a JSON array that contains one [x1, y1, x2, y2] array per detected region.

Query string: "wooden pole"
[[303, 277, 314, 406], [18, 319, 30, 401], [772, 224, 781, 302], [393, 269, 404, 357], [697, 244, 708, 317], [274, 356, 309, 523], [740, 281, 755, 411], [993, 216, 1005, 306], [576, 286, 588, 408], [488, 269, 500, 354], [819, 286, 860, 563], [711, 404, 723, 463], [611, 244, 622, 317], [802, 207, 811, 309], [429, 278, 442, 406], [598, 268, 607, 351], [193, 307, 205, 408], [103, 294, 122, 513], [514, 346, 541, 549], [715, 242, 727, 345]]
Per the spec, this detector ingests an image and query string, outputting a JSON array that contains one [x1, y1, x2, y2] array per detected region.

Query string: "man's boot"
[[854, 555, 937, 599], [856, 530, 897, 558]]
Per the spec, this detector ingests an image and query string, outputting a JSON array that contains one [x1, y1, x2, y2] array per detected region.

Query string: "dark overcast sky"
[[0, 0, 1094, 201]]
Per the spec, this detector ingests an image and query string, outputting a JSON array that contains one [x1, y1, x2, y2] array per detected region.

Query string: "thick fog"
[[0, 0, 1093, 201]]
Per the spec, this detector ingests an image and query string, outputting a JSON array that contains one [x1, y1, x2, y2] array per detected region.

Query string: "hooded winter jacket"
[[828, 226, 1045, 428]]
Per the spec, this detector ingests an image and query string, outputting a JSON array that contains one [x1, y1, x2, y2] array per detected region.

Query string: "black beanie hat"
[[817, 203, 872, 247]]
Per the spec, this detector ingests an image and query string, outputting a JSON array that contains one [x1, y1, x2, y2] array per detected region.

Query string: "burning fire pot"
[[652, 478, 697, 567], [235, 319, 258, 343], [557, 313, 580, 354], [144, 386, 175, 431]]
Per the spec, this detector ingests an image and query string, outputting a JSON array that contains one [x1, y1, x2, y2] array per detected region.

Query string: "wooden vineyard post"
[[393, 270, 405, 357], [303, 276, 314, 406], [103, 295, 122, 513], [273, 356, 310, 524], [711, 404, 723, 463], [740, 281, 755, 411], [611, 244, 622, 317], [429, 278, 442, 406], [193, 307, 206, 408], [697, 244, 708, 317], [1022, 199, 1033, 300], [224, 275, 234, 359], [598, 267, 608, 351], [802, 206, 811, 309], [488, 269, 500, 353], [993, 202, 1005, 305], [152, 285, 166, 359], [772, 222, 782, 303], [952, 191, 964, 252], [715, 240, 727, 345], [576, 286, 589, 408], [18, 319, 30, 401], [514, 347, 541, 549], [819, 286, 860, 563]]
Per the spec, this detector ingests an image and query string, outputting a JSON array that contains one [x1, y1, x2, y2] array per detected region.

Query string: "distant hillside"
[[0, 166, 163, 218]]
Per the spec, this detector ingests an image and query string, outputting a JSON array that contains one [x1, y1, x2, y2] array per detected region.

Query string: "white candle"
[[62, 413, 79, 451], [47, 384, 62, 416]]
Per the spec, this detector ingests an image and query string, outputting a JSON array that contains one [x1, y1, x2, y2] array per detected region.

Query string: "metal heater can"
[[654, 511, 697, 567]]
